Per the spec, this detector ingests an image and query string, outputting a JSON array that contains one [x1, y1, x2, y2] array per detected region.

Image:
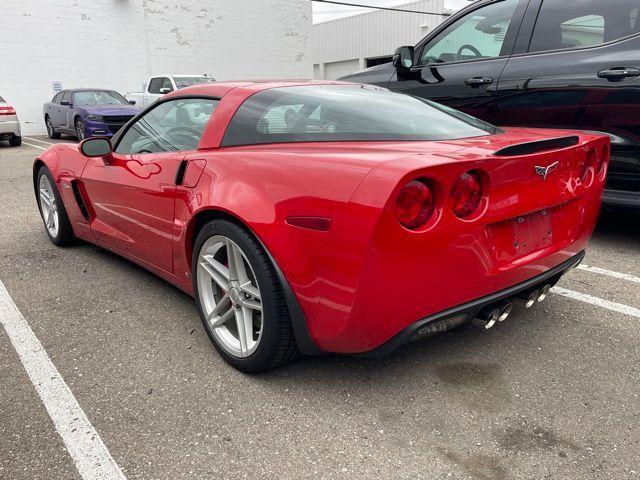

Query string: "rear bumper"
[[363, 251, 584, 357], [0, 119, 21, 137], [602, 188, 640, 208]]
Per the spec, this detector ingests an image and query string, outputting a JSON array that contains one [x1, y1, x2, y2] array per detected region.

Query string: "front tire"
[[75, 119, 86, 141], [9, 135, 22, 147], [36, 167, 75, 246], [192, 220, 298, 372], [45, 116, 61, 139]]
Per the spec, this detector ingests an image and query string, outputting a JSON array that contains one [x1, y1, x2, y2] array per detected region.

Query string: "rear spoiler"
[[494, 136, 579, 157]]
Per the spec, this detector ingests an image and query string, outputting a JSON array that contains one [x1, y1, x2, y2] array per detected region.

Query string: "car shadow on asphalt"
[[594, 207, 640, 246]]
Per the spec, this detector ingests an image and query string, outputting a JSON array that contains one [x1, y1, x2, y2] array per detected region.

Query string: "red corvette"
[[33, 81, 609, 372]]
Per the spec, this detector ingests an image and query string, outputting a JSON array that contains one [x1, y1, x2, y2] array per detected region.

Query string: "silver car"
[[0, 95, 22, 146]]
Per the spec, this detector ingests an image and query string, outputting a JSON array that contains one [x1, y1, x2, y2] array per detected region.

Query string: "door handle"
[[598, 67, 640, 81], [464, 76, 494, 88]]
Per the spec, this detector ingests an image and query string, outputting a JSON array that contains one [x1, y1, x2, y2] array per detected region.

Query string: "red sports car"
[[33, 81, 609, 372]]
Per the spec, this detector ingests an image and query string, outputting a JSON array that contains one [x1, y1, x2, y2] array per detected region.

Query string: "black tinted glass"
[[222, 85, 499, 147], [530, 0, 640, 52]]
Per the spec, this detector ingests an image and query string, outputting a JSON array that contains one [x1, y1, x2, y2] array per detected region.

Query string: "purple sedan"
[[43, 89, 140, 140]]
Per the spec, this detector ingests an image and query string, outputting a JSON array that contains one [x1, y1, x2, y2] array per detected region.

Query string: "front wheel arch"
[[187, 208, 322, 355]]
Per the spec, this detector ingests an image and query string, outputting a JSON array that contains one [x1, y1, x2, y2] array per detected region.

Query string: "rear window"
[[222, 85, 499, 147]]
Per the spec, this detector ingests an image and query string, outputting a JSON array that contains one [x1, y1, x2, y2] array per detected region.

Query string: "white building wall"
[[313, 0, 446, 79], [0, 0, 312, 135]]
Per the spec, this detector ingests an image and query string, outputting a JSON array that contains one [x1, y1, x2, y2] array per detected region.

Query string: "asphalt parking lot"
[[1, 137, 639, 480]]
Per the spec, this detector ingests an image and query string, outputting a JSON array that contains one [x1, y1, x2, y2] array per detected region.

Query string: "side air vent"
[[494, 136, 579, 157], [71, 180, 90, 221]]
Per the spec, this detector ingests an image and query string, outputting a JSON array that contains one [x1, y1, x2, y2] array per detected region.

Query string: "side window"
[[529, 0, 639, 53], [420, 0, 520, 65], [161, 78, 174, 92], [148, 77, 164, 94], [52, 92, 63, 103], [61, 91, 72, 104], [115, 98, 218, 155]]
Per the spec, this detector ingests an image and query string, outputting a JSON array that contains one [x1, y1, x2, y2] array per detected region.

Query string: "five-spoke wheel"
[[36, 167, 74, 246], [197, 235, 263, 358], [193, 220, 298, 372]]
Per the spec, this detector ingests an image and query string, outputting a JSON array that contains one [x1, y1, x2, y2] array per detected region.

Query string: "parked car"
[[0, 95, 22, 147], [126, 74, 215, 109], [44, 89, 139, 141], [340, 0, 640, 208], [32, 81, 608, 372]]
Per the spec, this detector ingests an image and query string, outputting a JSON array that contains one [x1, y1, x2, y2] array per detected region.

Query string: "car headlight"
[[86, 114, 103, 121]]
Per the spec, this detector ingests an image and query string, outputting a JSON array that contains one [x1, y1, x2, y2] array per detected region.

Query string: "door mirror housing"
[[393, 46, 415, 72], [159, 87, 172, 94], [79, 137, 112, 158], [128, 99, 136, 105], [60, 101, 72, 106]]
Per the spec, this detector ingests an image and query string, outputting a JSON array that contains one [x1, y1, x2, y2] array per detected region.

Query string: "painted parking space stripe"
[[552, 286, 640, 319], [24, 137, 59, 146], [0, 279, 127, 480], [577, 264, 640, 284], [22, 141, 48, 151]]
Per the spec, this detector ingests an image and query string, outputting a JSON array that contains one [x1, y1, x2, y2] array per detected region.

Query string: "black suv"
[[341, 0, 640, 208]]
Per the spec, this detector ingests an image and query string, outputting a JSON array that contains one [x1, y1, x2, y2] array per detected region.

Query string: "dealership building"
[[0, 0, 312, 135], [313, 0, 450, 80]]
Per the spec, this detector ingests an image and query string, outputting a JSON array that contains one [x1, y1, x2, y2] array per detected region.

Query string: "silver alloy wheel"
[[197, 235, 263, 358], [76, 121, 85, 140], [39, 175, 59, 238]]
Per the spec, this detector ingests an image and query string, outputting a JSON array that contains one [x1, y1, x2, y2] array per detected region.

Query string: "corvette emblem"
[[534, 161, 559, 181]]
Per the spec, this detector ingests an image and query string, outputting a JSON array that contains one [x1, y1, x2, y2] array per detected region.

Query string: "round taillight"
[[582, 148, 597, 182], [450, 171, 483, 218], [395, 179, 435, 230]]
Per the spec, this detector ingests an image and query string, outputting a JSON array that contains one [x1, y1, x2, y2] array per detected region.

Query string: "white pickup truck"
[[126, 74, 215, 108]]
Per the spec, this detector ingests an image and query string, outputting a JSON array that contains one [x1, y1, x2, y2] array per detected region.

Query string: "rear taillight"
[[450, 171, 483, 218], [0, 106, 16, 116], [395, 179, 435, 230], [581, 147, 598, 184], [599, 144, 610, 177]]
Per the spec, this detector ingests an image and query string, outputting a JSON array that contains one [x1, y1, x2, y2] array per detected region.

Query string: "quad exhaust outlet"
[[472, 284, 552, 331]]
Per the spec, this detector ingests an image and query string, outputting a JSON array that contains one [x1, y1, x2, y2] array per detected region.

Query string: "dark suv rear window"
[[222, 85, 499, 147]]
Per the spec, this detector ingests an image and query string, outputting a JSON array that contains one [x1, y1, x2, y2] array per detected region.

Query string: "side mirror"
[[392, 46, 415, 72], [128, 99, 137, 105], [61, 101, 72, 106], [79, 137, 112, 158], [159, 87, 172, 94]]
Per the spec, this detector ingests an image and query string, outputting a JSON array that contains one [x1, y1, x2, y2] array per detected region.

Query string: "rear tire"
[[192, 220, 298, 373], [45, 116, 61, 139], [9, 135, 21, 147], [36, 166, 75, 246]]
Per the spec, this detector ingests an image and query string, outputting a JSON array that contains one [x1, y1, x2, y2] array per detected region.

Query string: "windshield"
[[174, 77, 215, 89], [74, 91, 128, 106], [222, 85, 500, 147]]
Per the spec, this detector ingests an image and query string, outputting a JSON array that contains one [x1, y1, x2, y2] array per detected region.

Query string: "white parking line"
[[24, 137, 57, 146], [552, 286, 640, 319], [22, 141, 47, 151], [0, 279, 127, 480], [577, 264, 640, 284]]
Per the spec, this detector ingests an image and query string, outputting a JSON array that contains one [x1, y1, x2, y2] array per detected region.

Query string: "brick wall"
[[0, 0, 312, 134]]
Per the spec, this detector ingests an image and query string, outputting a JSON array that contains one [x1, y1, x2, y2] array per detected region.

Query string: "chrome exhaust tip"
[[498, 302, 514, 322], [537, 284, 552, 302], [515, 289, 540, 309], [471, 308, 501, 330]]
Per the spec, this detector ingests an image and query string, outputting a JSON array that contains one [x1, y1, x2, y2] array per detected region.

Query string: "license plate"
[[489, 209, 554, 264]]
